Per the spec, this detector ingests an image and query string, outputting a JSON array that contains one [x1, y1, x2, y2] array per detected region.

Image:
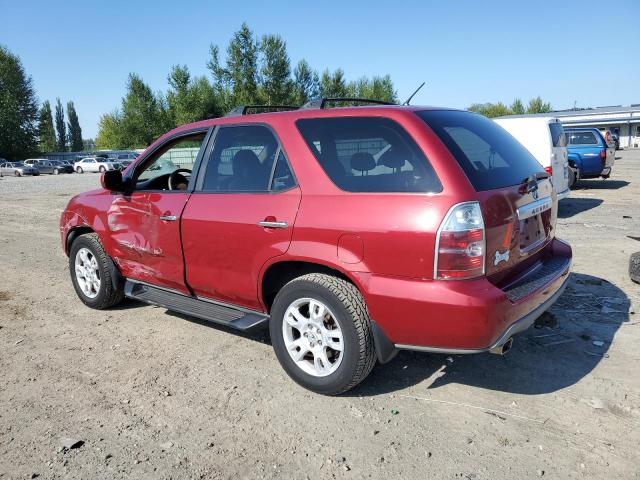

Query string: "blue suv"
[[565, 128, 615, 188]]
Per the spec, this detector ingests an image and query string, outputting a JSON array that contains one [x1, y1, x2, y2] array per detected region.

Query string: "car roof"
[[167, 104, 459, 135]]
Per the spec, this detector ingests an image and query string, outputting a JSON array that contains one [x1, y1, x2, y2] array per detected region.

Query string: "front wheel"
[[14, 171, 21, 177], [69, 233, 124, 309], [270, 273, 376, 395], [76, 167, 83, 174], [53, 168, 59, 175], [568, 167, 578, 189]]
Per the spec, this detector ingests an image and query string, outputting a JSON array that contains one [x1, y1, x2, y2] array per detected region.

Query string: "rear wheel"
[[14, 171, 21, 177], [76, 166, 83, 174], [269, 273, 376, 395], [53, 168, 59, 175], [69, 233, 124, 309]]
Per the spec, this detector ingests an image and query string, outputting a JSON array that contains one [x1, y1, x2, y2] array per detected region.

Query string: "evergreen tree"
[[66, 101, 83, 151], [119, 73, 165, 148], [167, 65, 219, 126], [38, 100, 57, 153], [226, 23, 260, 104], [526, 96, 552, 114], [510, 98, 525, 114], [293, 59, 319, 104], [260, 34, 294, 104], [0, 45, 39, 159], [320, 69, 348, 97], [54, 98, 66, 151]]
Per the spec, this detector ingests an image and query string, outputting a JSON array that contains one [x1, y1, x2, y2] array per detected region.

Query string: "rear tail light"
[[544, 166, 553, 176], [435, 202, 485, 280], [599, 150, 606, 162]]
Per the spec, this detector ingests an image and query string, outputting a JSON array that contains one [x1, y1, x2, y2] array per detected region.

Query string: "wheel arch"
[[65, 225, 95, 256]]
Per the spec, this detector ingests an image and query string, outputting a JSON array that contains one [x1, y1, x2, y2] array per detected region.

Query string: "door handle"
[[160, 215, 177, 221], [258, 220, 288, 229]]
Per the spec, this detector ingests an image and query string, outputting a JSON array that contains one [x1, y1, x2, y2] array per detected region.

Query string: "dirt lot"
[[1, 152, 639, 480]]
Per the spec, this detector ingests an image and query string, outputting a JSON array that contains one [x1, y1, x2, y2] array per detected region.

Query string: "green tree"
[[54, 98, 66, 151], [0, 45, 39, 159], [320, 69, 348, 98], [38, 100, 57, 153], [167, 65, 219, 126], [293, 59, 319, 104], [510, 98, 525, 114], [66, 101, 83, 151], [259, 34, 294, 104], [95, 111, 124, 149], [468, 102, 513, 118], [119, 73, 165, 148], [224, 23, 260, 105], [348, 75, 397, 103], [526, 96, 552, 114]]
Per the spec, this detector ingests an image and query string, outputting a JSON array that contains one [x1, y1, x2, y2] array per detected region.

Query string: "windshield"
[[11, 162, 25, 167], [417, 110, 545, 191]]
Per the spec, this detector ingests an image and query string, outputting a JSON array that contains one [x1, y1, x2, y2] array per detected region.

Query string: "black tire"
[[69, 233, 124, 309], [15, 171, 21, 177], [76, 167, 83, 174], [630, 252, 640, 284], [53, 168, 59, 175], [269, 273, 376, 395], [568, 167, 578, 189]]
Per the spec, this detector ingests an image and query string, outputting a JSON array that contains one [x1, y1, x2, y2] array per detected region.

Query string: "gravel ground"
[[0, 154, 639, 480]]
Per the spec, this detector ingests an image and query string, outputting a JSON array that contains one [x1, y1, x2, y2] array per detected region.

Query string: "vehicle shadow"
[[348, 272, 630, 397], [574, 179, 629, 190], [558, 198, 603, 218]]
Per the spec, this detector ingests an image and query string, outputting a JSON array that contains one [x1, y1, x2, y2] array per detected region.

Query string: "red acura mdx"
[[61, 100, 571, 394]]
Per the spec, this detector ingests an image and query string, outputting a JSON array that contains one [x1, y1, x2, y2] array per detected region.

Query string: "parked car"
[[0, 162, 39, 176], [73, 157, 122, 173], [60, 101, 572, 394], [565, 128, 615, 187], [493, 116, 570, 200], [24, 159, 74, 174]]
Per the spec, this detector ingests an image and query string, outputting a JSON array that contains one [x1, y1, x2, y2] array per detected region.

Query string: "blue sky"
[[2, 0, 639, 138]]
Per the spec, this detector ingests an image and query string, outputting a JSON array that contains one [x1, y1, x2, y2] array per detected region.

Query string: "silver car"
[[0, 162, 40, 177]]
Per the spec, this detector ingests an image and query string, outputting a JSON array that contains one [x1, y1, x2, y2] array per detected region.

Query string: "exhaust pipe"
[[489, 337, 513, 355]]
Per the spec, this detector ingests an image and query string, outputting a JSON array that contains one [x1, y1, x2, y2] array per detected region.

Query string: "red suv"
[[60, 101, 571, 394]]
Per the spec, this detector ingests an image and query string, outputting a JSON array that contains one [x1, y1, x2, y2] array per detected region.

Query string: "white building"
[[512, 105, 640, 149]]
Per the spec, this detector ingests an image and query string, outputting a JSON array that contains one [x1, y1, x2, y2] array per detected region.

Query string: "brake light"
[[599, 150, 606, 162], [435, 202, 485, 280], [544, 166, 553, 176]]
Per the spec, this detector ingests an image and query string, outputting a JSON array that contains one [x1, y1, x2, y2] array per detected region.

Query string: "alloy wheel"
[[74, 247, 101, 299], [282, 297, 344, 377]]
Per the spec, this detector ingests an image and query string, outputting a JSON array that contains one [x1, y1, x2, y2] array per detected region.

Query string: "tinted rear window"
[[549, 122, 567, 147], [295, 117, 442, 193], [567, 131, 598, 145], [417, 110, 545, 191]]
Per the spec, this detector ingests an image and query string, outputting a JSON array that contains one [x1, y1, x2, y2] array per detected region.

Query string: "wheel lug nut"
[[303, 332, 308, 337], [318, 340, 322, 346], [310, 342, 315, 347], [316, 328, 321, 334]]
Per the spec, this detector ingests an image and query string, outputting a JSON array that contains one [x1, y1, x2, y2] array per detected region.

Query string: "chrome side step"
[[124, 280, 269, 331]]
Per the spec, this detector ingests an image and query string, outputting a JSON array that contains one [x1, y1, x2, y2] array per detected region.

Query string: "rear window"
[[567, 131, 598, 145], [295, 117, 442, 193], [417, 110, 545, 191], [549, 122, 567, 147]]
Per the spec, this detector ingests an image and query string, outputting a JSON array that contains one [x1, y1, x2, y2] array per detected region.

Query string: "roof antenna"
[[403, 82, 426, 105]]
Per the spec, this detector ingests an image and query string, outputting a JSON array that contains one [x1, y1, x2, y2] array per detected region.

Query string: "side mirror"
[[101, 169, 124, 192]]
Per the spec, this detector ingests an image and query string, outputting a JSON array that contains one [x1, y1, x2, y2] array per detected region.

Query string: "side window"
[[201, 125, 284, 192], [296, 117, 442, 193], [135, 132, 206, 190], [270, 152, 295, 191], [549, 123, 567, 147], [568, 132, 598, 145]]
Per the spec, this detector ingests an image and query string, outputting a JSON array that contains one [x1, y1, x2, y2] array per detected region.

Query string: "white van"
[[494, 116, 570, 200]]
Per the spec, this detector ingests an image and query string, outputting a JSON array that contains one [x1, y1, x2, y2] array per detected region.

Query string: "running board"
[[124, 280, 269, 331]]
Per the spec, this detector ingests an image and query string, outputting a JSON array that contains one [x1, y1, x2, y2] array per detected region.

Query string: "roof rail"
[[301, 97, 395, 110], [225, 105, 300, 117]]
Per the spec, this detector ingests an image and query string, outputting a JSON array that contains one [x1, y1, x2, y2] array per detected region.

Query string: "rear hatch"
[[417, 110, 558, 287]]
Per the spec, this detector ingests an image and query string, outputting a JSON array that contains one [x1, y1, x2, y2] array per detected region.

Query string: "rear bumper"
[[557, 188, 570, 200], [359, 238, 572, 354]]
